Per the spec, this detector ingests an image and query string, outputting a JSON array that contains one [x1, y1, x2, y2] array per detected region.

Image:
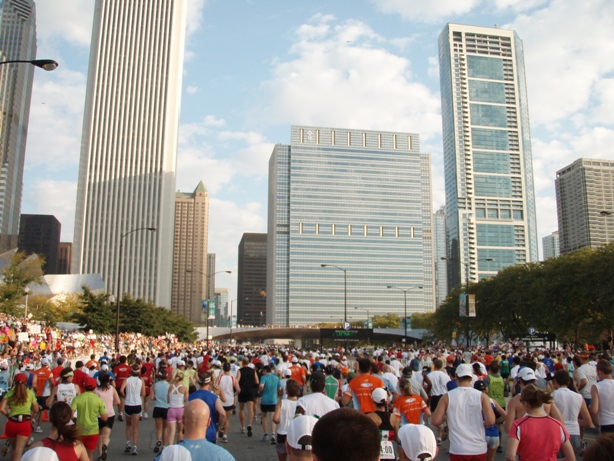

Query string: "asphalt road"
[[2, 409, 598, 460]]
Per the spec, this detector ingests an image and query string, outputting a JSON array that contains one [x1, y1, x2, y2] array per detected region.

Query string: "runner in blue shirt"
[[258, 365, 281, 444], [189, 371, 226, 444]]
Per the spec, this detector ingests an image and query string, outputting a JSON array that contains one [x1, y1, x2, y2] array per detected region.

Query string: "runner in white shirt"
[[553, 369, 591, 458], [216, 363, 241, 443]]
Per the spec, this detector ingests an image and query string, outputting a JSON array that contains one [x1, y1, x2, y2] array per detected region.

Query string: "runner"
[[113, 356, 132, 421], [553, 369, 591, 458], [70, 377, 108, 461], [0, 373, 39, 461], [473, 380, 506, 461], [189, 371, 226, 444], [258, 365, 281, 443], [236, 357, 259, 436], [120, 363, 145, 455], [216, 362, 241, 442], [47, 367, 80, 407], [427, 358, 450, 443], [167, 369, 188, 446], [391, 376, 430, 433], [590, 359, 614, 433], [94, 371, 120, 460], [150, 369, 170, 453], [296, 371, 339, 418], [341, 358, 384, 413], [33, 357, 52, 433], [272, 379, 300, 461]]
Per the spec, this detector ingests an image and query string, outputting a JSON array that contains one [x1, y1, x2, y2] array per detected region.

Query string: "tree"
[[29, 293, 83, 326], [0, 251, 43, 316], [372, 313, 401, 329], [73, 287, 115, 333]]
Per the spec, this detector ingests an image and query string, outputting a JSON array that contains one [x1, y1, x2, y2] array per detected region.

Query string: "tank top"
[[238, 367, 256, 393], [153, 380, 170, 409], [56, 382, 78, 405], [42, 437, 79, 461], [216, 374, 236, 408], [375, 410, 394, 431], [595, 379, 614, 426], [488, 375, 505, 408], [447, 386, 487, 455], [124, 376, 143, 406], [94, 386, 116, 417], [276, 399, 298, 435], [168, 384, 185, 408]]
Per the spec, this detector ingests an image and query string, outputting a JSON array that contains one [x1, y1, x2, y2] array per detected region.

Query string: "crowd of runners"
[[1, 312, 614, 460]]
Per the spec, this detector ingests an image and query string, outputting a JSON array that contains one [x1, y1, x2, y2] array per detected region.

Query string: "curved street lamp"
[[320, 264, 347, 323], [0, 59, 59, 71], [115, 227, 156, 353], [386, 285, 423, 344]]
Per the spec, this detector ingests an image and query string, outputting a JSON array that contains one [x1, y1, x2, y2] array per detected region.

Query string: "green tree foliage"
[[372, 313, 401, 329], [30, 293, 83, 326], [73, 287, 196, 343], [428, 243, 614, 348], [0, 252, 43, 316]]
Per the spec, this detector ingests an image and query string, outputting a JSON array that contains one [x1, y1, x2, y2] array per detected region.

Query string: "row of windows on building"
[[297, 128, 416, 151], [288, 223, 418, 238]]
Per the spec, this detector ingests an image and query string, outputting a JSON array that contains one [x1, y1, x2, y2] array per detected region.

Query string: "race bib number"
[[380, 441, 395, 460]]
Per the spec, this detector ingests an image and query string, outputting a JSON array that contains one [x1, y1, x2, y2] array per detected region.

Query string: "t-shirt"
[[34, 367, 52, 396], [324, 375, 340, 400], [576, 364, 597, 399], [114, 363, 132, 389], [392, 394, 427, 425], [345, 374, 384, 413], [4, 388, 36, 416], [189, 390, 221, 443], [259, 373, 280, 406], [153, 438, 235, 461], [71, 391, 107, 436], [296, 392, 340, 418], [509, 416, 569, 461]]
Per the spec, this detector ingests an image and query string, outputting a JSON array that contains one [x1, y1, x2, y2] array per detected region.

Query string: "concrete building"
[[433, 206, 448, 307], [438, 24, 538, 289], [542, 231, 559, 260], [17, 214, 61, 274], [237, 233, 267, 326], [57, 242, 72, 274], [214, 288, 228, 327], [268, 125, 434, 326], [0, 0, 37, 251], [73, 0, 187, 308], [171, 181, 209, 324], [556, 158, 614, 254]]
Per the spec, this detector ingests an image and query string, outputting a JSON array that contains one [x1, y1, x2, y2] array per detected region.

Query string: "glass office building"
[[438, 24, 538, 289], [267, 126, 434, 326]]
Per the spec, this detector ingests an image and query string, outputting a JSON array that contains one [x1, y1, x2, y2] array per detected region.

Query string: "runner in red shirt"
[[50, 357, 65, 385], [113, 356, 132, 421], [72, 361, 89, 393]]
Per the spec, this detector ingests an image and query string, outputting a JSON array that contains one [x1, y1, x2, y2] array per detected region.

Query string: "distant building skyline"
[[0, 0, 37, 252], [438, 24, 538, 290], [237, 233, 267, 326], [542, 230, 559, 260], [57, 242, 72, 275], [433, 206, 448, 307], [72, 0, 187, 308], [556, 158, 614, 254], [268, 125, 434, 327], [171, 181, 209, 324]]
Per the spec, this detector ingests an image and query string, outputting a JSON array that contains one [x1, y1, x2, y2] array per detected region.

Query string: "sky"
[[23, 0, 614, 305]]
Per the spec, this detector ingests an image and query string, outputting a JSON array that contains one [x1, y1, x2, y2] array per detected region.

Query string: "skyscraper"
[[237, 233, 267, 326], [555, 158, 614, 254], [73, 0, 187, 308], [542, 231, 559, 260], [171, 181, 209, 324], [0, 0, 37, 251], [18, 214, 60, 274], [433, 206, 448, 307], [438, 24, 538, 289], [268, 126, 434, 326]]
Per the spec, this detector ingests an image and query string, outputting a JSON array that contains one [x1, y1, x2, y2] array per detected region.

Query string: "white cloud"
[[185, 0, 207, 37], [218, 131, 274, 177], [186, 85, 198, 95], [372, 0, 482, 22], [494, 0, 550, 12], [22, 180, 78, 242], [508, 0, 614, 127], [35, 0, 95, 48], [592, 78, 614, 125], [256, 15, 441, 141]]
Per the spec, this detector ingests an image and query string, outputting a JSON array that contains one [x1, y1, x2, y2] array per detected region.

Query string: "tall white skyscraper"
[[0, 0, 37, 251], [438, 24, 538, 290], [73, 0, 187, 308]]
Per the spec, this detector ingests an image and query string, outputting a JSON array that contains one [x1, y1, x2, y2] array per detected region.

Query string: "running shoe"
[[260, 433, 268, 442], [101, 444, 108, 460], [142, 412, 148, 420], [218, 429, 224, 439], [26, 437, 34, 447], [270, 435, 276, 444], [154, 440, 162, 453], [34, 426, 43, 433], [240, 427, 245, 434], [247, 425, 253, 437], [1, 440, 10, 457], [118, 413, 124, 422], [124, 441, 132, 452], [131, 445, 138, 456], [222, 435, 228, 443]]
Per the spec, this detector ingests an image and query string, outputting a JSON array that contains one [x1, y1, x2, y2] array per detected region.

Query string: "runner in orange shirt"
[[391, 377, 430, 433], [33, 357, 53, 432], [341, 358, 385, 413], [288, 357, 307, 393]]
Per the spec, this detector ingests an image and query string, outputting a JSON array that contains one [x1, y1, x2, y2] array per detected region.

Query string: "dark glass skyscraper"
[[439, 24, 538, 289], [237, 233, 267, 326]]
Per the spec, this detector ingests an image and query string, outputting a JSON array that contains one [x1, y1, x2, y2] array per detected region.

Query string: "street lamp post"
[[115, 227, 157, 353], [24, 287, 30, 319], [229, 298, 237, 343], [186, 269, 232, 346], [353, 306, 370, 326], [0, 59, 59, 71], [387, 285, 423, 344], [320, 264, 347, 323], [440, 256, 493, 346]]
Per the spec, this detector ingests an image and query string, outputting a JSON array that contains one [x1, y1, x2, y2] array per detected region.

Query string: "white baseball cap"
[[284, 369, 292, 377], [291, 357, 298, 363], [398, 424, 437, 461], [372, 387, 388, 405], [455, 363, 472, 378], [287, 415, 318, 451], [518, 367, 536, 381], [40, 358, 50, 366]]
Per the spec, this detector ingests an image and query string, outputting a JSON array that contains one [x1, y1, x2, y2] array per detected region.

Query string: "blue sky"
[[23, 0, 614, 304]]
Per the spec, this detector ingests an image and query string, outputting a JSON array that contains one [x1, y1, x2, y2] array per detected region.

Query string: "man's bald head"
[[382, 365, 391, 373], [183, 399, 210, 439]]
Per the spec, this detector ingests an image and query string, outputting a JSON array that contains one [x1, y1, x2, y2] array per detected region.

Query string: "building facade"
[[433, 206, 448, 307], [18, 214, 61, 274], [73, 0, 187, 308], [556, 158, 614, 254], [57, 242, 72, 274], [0, 0, 37, 251], [237, 233, 267, 326], [438, 24, 538, 289], [171, 181, 209, 324], [542, 231, 559, 260], [267, 126, 434, 326], [214, 288, 228, 327]]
